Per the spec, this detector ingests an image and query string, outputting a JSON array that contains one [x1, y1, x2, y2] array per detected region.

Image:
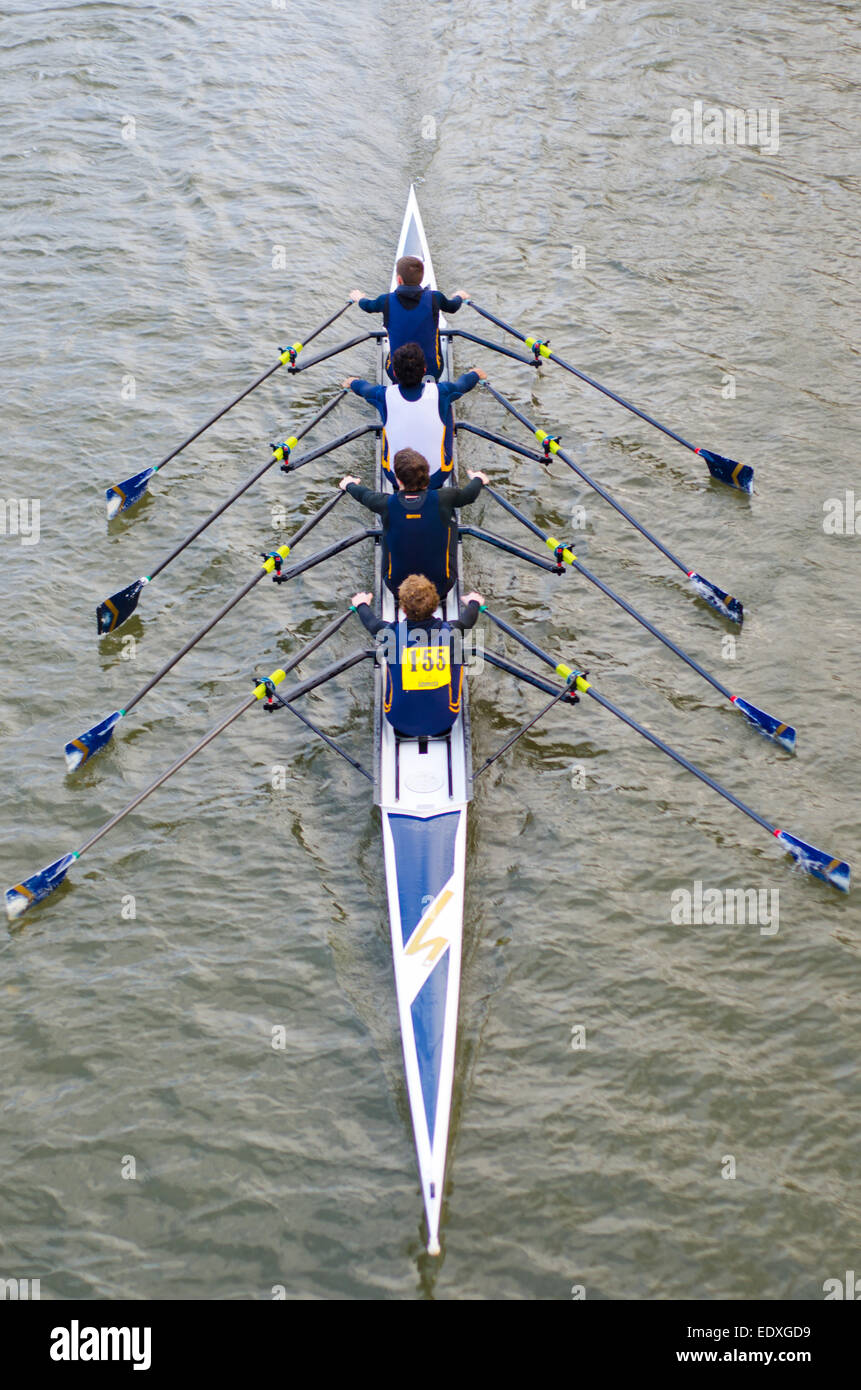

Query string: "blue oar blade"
[[64, 710, 123, 772], [697, 448, 754, 494], [776, 831, 850, 893], [97, 578, 146, 635], [5, 852, 78, 922], [732, 697, 797, 751], [688, 572, 744, 625], [106, 467, 155, 519]]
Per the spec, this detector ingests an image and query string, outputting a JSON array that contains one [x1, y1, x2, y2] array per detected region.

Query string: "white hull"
[[375, 187, 471, 1255]]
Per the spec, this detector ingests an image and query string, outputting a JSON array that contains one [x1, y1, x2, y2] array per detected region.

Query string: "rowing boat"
[[5, 186, 851, 1263], [378, 188, 470, 1256]]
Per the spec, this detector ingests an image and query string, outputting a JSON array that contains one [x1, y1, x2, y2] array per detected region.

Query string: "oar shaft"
[[477, 389, 692, 578], [545, 350, 694, 452], [297, 299, 352, 349], [485, 608, 777, 838], [80, 622, 365, 860], [468, 300, 696, 452], [485, 607, 565, 674], [482, 648, 567, 701], [483, 484, 733, 703], [147, 391, 346, 583], [153, 363, 283, 473], [78, 696, 256, 857], [459, 523, 561, 573], [584, 686, 775, 834], [123, 498, 352, 716]]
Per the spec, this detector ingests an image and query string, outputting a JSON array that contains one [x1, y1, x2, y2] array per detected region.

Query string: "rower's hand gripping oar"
[[96, 391, 355, 634], [9, 620, 370, 921], [482, 483, 794, 750], [474, 385, 744, 625], [481, 607, 849, 893], [105, 301, 353, 518], [463, 299, 754, 494]]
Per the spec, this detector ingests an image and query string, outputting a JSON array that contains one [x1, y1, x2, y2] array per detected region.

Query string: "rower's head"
[[395, 255, 424, 287], [391, 342, 426, 388], [398, 574, 440, 623], [393, 448, 430, 492]]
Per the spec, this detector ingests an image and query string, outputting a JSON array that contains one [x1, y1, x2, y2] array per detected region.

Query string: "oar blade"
[[105, 467, 156, 519], [776, 831, 850, 893], [732, 697, 796, 751], [697, 448, 754, 494], [97, 578, 146, 635], [64, 710, 123, 772], [688, 572, 744, 625], [5, 852, 77, 922]]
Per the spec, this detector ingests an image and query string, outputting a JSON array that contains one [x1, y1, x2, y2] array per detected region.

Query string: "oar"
[[96, 395, 365, 634], [71, 519, 375, 769], [105, 301, 353, 517], [8, 633, 372, 922], [483, 484, 793, 749], [482, 608, 849, 892], [464, 300, 754, 493], [466, 391, 744, 626]]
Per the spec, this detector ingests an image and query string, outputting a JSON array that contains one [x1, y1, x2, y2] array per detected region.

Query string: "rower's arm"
[[348, 379, 386, 411], [353, 602, 387, 636], [445, 476, 483, 508], [438, 372, 480, 412], [356, 293, 388, 314], [434, 291, 465, 313], [344, 482, 388, 514], [454, 599, 481, 631]]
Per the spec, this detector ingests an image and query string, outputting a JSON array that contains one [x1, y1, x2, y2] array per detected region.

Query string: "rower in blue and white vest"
[[350, 255, 469, 380], [343, 342, 485, 485], [350, 574, 484, 738]]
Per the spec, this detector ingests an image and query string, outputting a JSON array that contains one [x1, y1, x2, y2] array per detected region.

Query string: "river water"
[[1, 0, 859, 1300]]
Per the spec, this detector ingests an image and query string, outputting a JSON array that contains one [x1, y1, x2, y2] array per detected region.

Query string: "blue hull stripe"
[[387, 811, 460, 946], [410, 951, 450, 1143]]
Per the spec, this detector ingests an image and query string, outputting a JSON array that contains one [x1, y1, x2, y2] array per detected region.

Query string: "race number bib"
[[401, 644, 451, 691]]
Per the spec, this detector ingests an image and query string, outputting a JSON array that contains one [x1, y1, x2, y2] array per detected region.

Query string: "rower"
[[349, 260, 469, 381], [339, 447, 488, 598], [351, 575, 483, 738], [343, 343, 485, 484]]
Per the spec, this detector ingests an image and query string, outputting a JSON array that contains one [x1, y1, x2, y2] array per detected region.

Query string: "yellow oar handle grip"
[[253, 667, 288, 701], [555, 663, 591, 693], [261, 544, 290, 574], [545, 536, 577, 564], [279, 343, 303, 365], [525, 337, 552, 359]]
